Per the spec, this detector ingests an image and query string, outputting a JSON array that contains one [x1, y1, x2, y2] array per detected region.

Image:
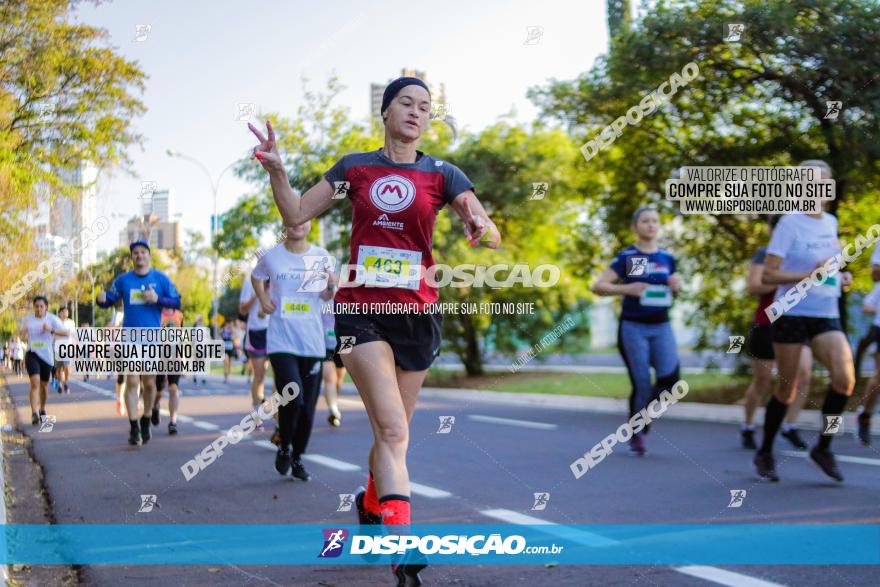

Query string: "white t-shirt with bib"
[[767, 213, 841, 318], [252, 243, 332, 358], [22, 313, 65, 365]]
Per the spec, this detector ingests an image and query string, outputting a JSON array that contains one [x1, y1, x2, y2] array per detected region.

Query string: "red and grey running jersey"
[[324, 149, 474, 306]]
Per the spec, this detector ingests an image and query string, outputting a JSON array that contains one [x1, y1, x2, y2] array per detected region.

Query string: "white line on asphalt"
[[72, 381, 114, 396], [479, 509, 619, 547], [468, 414, 557, 430], [301, 454, 361, 472], [254, 440, 276, 450], [780, 449, 880, 466], [675, 566, 787, 587], [409, 482, 453, 498], [191, 421, 221, 431], [176, 415, 194, 423]]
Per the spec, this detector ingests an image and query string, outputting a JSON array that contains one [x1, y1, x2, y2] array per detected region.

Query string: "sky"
[[73, 0, 611, 254]]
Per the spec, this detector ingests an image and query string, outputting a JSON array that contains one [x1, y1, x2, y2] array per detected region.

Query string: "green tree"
[[530, 0, 880, 344], [0, 0, 146, 294]]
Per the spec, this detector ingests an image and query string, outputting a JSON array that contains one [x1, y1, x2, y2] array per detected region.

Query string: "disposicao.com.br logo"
[[319, 530, 563, 557]]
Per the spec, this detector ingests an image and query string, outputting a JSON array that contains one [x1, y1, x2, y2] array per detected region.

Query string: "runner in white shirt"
[[252, 221, 335, 480], [54, 306, 76, 394], [239, 271, 271, 428], [755, 160, 854, 482], [854, 244, 880, 446], [19, 296, 69, 425]]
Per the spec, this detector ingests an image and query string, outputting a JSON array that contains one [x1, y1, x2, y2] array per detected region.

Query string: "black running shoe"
[[31, 412, 39, 425], [151, 406, 160, 426], [856, 414, 871, 446], [810, 447, 844, 482], [327, 413, 341, 428], [753, 451, 779, 482], [275, 448, 291, 475], [629, 433, 646, 456], [741, 429, 757, 450], [393, 558, 427, 587], [168, 422, 178, 436], [291, 457, 311, 481], [355, 488, 381, 525], [781, 427, 808, 450], [128, 426, 141, 446], [139, 416, 151, 444]]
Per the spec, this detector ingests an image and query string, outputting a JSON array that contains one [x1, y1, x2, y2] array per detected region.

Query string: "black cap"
[[381, 77, 430, 115]]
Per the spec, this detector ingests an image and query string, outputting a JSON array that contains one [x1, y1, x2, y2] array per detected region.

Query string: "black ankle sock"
[[818, 388, 849, 450], [130, 419, 139, 431], [760, 396, 788, 453]]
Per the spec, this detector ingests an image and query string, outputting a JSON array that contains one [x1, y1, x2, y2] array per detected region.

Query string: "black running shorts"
[[772, 315, 843, 344], [748, 324, 774, 361], [333, 309, 442, 372], [25, 351, 52, 382]]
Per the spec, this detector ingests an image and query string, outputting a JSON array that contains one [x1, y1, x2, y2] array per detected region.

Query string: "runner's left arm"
[[156, 275, 181, 310], [450, 191, 501, 249]]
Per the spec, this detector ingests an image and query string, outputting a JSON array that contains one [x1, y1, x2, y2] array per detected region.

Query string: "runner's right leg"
[[116, 374, 126, 416], [250, 356, 266, 429], [755, 342, 802, 481], [781, 345, 814, 450], [618, 320, 652, 455], [743, 358, 773, 449], [124, 374, 141, 445]]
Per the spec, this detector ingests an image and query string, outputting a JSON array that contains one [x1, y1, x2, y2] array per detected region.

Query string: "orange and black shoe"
[[355, 487, 380, 525]]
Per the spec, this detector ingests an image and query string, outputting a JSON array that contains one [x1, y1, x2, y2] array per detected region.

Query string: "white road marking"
[[254, 440, 276, 450], [409, 482, 452, 498], [176, 415, 194, 423], [191, 421, 220, 431], [72, 381, 114, 396], [780, 449, 880, 466], [300, 454, 361, 472], [468, 414, 557, 430], [479, 509, 618, 547], [675, 566, 787, 587]]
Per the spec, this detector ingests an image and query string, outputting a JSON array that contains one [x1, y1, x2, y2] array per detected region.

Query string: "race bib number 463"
[[356, 245, 421, 290]]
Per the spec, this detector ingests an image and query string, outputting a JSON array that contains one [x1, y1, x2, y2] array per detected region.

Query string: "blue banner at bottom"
[[0, 524, 878, 565]]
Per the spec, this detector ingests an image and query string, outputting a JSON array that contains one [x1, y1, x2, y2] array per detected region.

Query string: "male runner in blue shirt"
[[97, 240, 181, 446]]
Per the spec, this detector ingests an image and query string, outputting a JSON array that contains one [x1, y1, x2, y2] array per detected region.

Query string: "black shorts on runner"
[[324, 348, 345, 369], [117, 373, 124, 385], [748, 324, 774, 361], [25, 351, 52, 382], [155, 374, 181, 390], [772, 315, 843, 344], [246, 329, 268, 358], [333, 310, 442, 372]]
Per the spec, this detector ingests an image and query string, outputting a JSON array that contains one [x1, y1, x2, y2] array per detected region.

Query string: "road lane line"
[[675, 566, 787, 587], [192, 421, 221, 431], [479, 509, 618, 546], [72, 381, 115, 396], [254, 440, 276, 450], [468, 415, 557, 430], [409, 482, 453, 498], [780, 449, 880, 466], [301, 454, 361, 471]]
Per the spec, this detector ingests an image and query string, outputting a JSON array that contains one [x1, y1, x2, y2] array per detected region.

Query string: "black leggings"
[[268, 353, 322, 457]]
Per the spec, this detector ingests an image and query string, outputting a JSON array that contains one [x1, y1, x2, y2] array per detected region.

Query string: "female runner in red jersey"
[[250, 76, 500, 585]]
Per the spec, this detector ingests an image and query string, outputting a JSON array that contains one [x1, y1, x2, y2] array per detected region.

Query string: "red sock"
[[364, 472, 380, 515], [379, 495, 411, 525]]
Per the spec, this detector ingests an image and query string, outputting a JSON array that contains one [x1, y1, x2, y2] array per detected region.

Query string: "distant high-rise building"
[[120, 214, 180, 251], [140, 188, 174, 221], [370, 68, 447, 119], [49, 160, 99, 267]]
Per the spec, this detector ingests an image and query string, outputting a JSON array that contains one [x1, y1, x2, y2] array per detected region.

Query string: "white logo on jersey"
[[373, 213, 405, 231], [369, 175, 416, 213]]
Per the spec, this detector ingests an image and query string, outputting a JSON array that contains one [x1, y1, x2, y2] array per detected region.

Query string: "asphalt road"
[[5, 373, 880, 586]]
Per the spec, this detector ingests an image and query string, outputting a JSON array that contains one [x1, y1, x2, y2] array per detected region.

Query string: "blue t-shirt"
[[609, 246, 677, 323], [98, 269, 181, 327]]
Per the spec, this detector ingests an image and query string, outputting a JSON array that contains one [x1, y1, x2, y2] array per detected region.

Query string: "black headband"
[[381, 77, 430, 115]]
